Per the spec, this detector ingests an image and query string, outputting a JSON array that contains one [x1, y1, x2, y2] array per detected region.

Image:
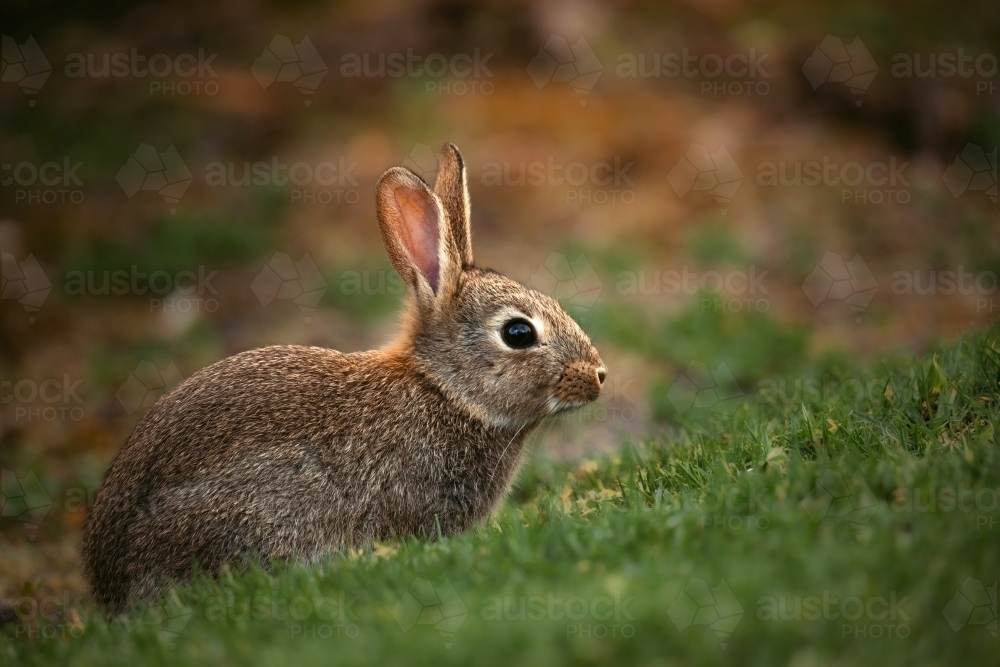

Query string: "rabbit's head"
[[376, 144, 606, 429]]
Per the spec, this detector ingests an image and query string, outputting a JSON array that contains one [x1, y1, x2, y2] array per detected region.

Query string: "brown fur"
[[82, 144, 605, 613]]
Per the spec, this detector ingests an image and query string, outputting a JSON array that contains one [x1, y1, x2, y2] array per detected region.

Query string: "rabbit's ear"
[[434, 143, 473, 267], [376, 167, 459, 301]]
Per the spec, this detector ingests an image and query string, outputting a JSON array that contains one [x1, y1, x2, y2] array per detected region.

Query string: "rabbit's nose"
[[596, 367, 607, 385]]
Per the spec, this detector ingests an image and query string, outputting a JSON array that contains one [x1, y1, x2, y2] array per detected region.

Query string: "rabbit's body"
[[85, 343, 529, 611], [83, 145, 605, 613]]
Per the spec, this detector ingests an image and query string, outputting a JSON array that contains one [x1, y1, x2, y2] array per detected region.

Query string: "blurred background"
[[1, 0, 998, 605]]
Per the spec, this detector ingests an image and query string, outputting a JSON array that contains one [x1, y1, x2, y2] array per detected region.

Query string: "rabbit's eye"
[[501, 318, 536, 348]]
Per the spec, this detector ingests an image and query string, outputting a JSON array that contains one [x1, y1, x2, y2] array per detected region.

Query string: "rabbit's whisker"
[[487, 422, 527, 486]]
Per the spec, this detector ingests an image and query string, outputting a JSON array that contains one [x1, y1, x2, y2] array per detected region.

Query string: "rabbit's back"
[[82, 345, 512, 612]]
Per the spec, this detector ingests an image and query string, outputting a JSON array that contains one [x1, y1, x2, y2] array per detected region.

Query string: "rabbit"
[[82, 144, 606, 614]]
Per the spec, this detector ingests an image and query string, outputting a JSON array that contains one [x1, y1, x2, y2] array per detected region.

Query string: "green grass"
[[5, 328, 1000, 666]]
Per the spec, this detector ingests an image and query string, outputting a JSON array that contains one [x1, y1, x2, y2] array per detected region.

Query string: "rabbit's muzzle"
[[550, 358, 606, 413]]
